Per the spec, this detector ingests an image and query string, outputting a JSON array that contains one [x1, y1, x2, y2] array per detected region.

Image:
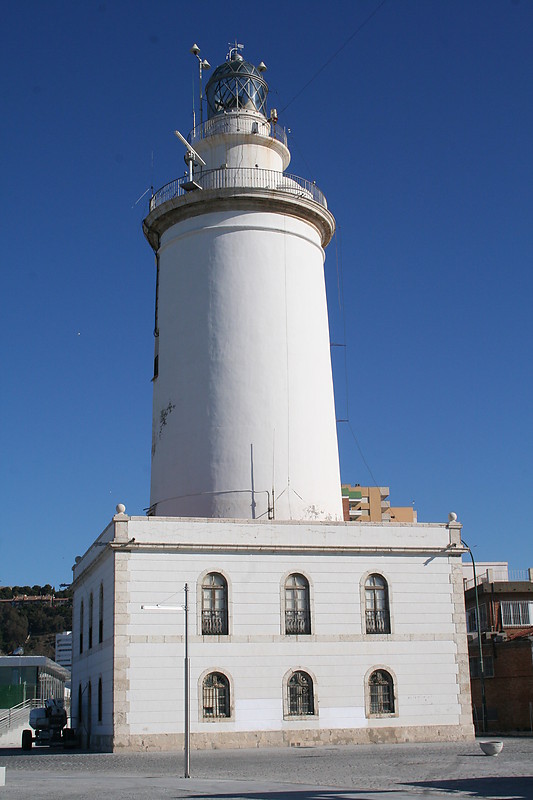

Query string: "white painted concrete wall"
[[150, 209, 342, 521], [128, 552, 459, 735], [72, 551, 115, 746], [72, 516, 469, 747], [193, 110, 290, 172]]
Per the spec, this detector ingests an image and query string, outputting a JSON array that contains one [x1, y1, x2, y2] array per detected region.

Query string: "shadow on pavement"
[[409, 776, 533, 799], [0, 747, 93, 756], [187, 793, 404, 800]]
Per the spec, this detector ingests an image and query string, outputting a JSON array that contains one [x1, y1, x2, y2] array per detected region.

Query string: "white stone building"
[[72, 513, 472, 751], [55, 631, 73, 671], [71, 46, 473, 751]]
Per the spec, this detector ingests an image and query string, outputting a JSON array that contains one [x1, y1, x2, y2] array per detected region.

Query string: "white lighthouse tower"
[[143, 46, 342, 522], [71, 46, 472, 754]]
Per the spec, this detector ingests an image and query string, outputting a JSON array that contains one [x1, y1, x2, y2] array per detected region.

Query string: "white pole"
[[184, 582, 190, 778], [140, 594, 190, 777]]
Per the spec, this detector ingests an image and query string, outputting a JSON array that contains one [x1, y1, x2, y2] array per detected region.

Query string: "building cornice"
[[143, 186, 336, 251], [108, 541, 465, 557]]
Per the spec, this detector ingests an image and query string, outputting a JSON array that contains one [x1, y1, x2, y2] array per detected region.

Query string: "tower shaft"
[[143, 52, 342, 521]]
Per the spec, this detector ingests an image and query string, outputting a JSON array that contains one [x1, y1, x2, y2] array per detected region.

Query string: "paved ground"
[[0, 738, 532, 799]]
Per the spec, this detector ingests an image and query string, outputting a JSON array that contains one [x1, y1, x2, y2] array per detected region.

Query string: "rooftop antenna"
[[190, 44, 210, 130], [174, 129, 206, 192]]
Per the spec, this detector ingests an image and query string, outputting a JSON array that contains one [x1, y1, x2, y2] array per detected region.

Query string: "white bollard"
[[0, 766, 6, 786]]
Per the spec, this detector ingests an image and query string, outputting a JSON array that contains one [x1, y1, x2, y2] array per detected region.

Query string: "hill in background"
[[0, 585, 73, 660]]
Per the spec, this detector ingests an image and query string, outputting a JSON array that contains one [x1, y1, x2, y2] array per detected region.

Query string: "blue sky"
[[1, 0, 531, 588]]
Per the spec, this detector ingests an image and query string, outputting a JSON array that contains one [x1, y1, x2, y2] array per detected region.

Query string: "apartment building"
[[463, 562, 533, 732], [341, 485, 417, 523]]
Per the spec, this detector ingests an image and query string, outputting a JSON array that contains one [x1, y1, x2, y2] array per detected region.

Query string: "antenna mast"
[[190, 44, 211, 130]]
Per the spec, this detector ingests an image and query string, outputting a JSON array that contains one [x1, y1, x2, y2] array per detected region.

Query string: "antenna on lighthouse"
[[227, 41, 244, 61], [190, 44, 210, 129], [174, 130, 206, 192]]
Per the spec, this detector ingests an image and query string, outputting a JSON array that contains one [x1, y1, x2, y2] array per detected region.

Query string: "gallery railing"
[[149, 168, 327, 212]]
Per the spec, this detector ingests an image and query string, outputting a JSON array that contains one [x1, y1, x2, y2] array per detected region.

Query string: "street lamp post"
[[141, 583, 190, 778], [462, 538, 488, 734], [183, 583, 190, 779]]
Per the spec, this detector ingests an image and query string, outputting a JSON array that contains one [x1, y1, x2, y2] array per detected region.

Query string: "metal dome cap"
[[205, 48, 268, 119]]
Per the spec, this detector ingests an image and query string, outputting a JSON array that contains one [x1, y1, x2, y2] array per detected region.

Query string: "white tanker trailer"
[[22, 698, 78, 749]]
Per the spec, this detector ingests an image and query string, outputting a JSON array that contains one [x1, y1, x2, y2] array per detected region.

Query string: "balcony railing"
[[188, 115, 288, 147], [285, 609, 310, 635], [366, 609, 390, 634], [202, 610, 227, 635], [148, 167, 327, 213], [463, 567, 533, 591]]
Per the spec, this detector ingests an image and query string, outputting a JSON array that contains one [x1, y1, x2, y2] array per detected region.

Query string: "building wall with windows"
[[71, 511, 472, 751], [55, 631, 73, 670], [72, 523, 115, 750], [463, 563, 533, 732], [0, 656, 70, 709]]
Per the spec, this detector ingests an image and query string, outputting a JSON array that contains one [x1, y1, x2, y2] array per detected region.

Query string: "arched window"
[[202, 672, 230, 718], [98, 677, 103, 722], [87, 681, 92, 742], [88, 592, 94, 649], [78, 684, 82, 723], [98, 583, 104, 644], [202, 573, 228, 635], [287, 671, 314, 716], [365, 574, 390, 633], [368, 670, 395, 715], [284, 573, 311, 634], [79, 600, 84, 654]]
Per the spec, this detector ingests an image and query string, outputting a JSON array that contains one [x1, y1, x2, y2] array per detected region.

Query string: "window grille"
[[202, 672, 230, 718], [369, 670, 394, 714], [500, 600, 532, 627], [202, 573, 228, 635], [285, 574, 311, 634], [287, 671, 314, 716], [466, 603, 488, 633], [365, 575, 390, 633]]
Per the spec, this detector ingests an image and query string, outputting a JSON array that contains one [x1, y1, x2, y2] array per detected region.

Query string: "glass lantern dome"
[[205, 52, 268, 119]]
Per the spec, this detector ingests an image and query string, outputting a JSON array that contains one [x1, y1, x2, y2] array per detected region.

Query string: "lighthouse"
[[71, 45, 472, 754], [143, 45, 342, 522]]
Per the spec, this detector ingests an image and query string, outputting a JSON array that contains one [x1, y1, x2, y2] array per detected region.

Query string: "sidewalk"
[[0, 738, 532, 799]]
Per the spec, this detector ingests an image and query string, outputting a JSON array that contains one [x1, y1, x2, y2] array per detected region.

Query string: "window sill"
[[366, 712, 398, 719]]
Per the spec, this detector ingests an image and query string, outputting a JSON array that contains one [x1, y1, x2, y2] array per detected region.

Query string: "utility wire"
[[346, 421, 380, 489], [333, 227, 380, 489], [280, 0, 388, 113]]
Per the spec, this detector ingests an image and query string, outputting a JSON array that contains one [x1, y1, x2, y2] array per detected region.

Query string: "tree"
[[0, 605, 28, 654]]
